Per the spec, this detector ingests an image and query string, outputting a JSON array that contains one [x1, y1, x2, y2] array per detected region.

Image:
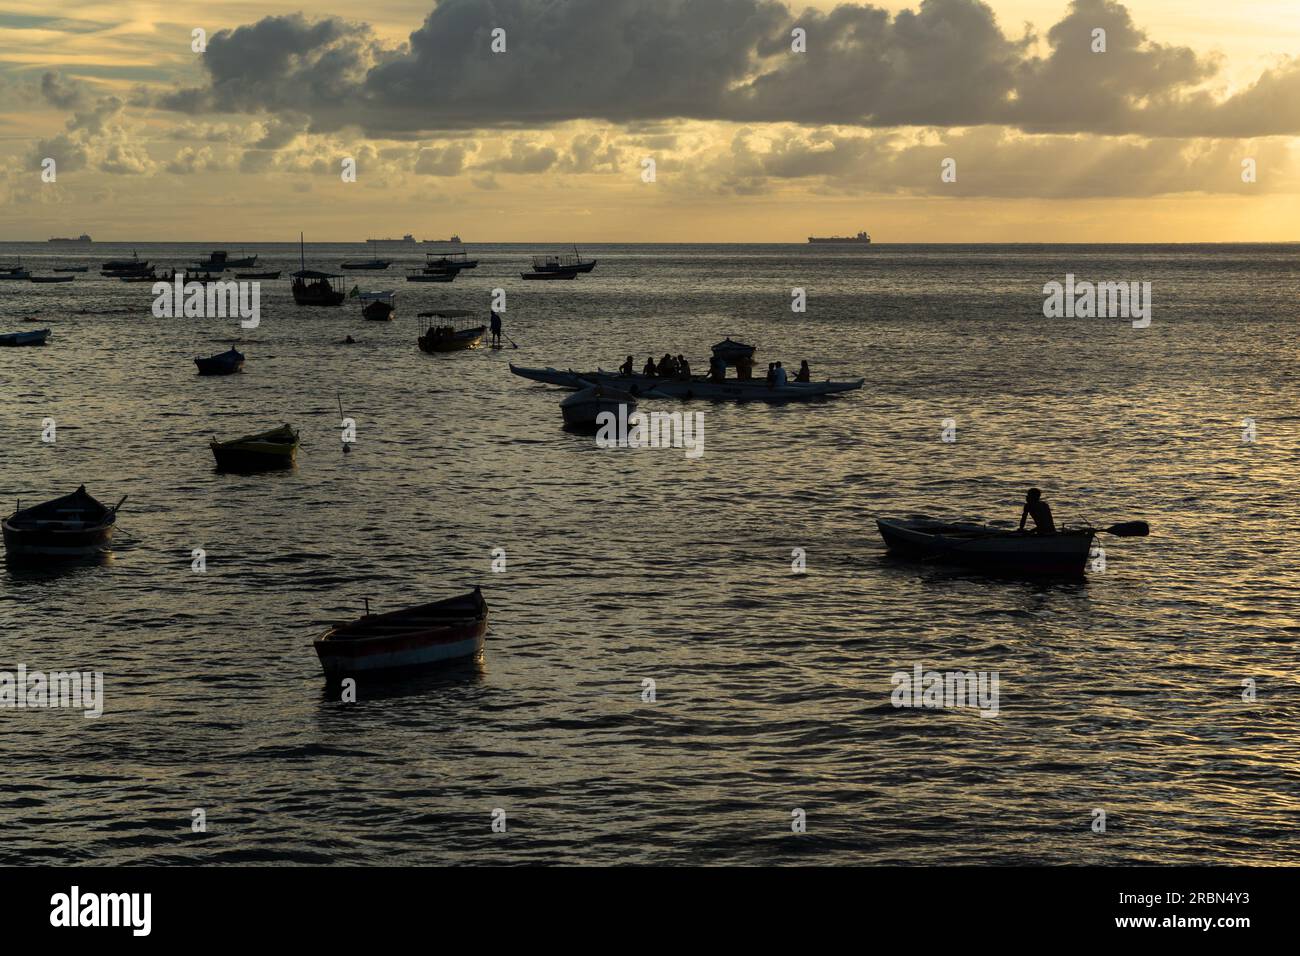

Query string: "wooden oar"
[[1099, 521, 1149, 537], [502, 332, 519, 350]]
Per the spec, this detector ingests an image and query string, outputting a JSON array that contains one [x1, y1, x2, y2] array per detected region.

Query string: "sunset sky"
[[1, 0, 1297, 241]]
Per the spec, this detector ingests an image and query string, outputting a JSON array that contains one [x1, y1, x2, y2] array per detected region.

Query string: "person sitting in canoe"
[[765, 363, 776, 386], [657, 354, 676, 377], [709, 354, 726, 382], [1019, 488, 1057, 534], [773, 362, 788, 386], [794, 360, 811, 382], [490, 311, 503, 347], [677, 354, 691, 379], [643, 356, 658, 377], [620, 355, 635, 375]]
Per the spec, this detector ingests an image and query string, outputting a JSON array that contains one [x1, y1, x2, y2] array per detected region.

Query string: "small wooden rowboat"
[[406, 271, 456, 283], [3, 486, 125, 561], [875, 518, 1148, 576], [195, 347, 245, 376], [313, 587, 488, 677], [0, 328, 51, 346], [210, 424, 299, 471], [359, 290, 396, 321], [417, 311, 486, 352], [30, 275, 75, 283], [560, 384, 638, 429]]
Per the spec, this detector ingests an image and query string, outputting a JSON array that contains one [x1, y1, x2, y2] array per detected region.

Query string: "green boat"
[[210, 424, 299, 472]]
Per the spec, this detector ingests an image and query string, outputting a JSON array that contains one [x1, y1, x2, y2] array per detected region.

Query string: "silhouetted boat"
[[47, 234, 92, 245], [423, 250, 477, 271], [359, 290, 396, 320], [195, 347, 245, 375], [291, 232, 345, 305], [521, 269, 578, 280], [808, 231, 871, 244], [341, 259, 392, 270], [561, 383, 637, 429], [0, 270, 31, 280], [3, 486, 125, 561], [102, 253, 148, 271], [532, 247, 596, 273], [313, 587, 488, 678], [210, 424, 299, 472], [29, 275, 75, 283], [407, 272, 455, 283], [874, 519, 1146, 576], [0, 328, 50, 346], [508, 364, 864, 402], [53, 266, 89, 273], [236, 270, 280, 279], [193, 250, 257, 270], [417, 311, 486, 352]]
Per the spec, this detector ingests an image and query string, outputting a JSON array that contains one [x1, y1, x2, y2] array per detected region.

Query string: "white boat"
[[560, 384, 638, 429]]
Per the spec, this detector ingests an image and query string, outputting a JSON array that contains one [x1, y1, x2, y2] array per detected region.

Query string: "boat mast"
[[300, 232, 305, 272]]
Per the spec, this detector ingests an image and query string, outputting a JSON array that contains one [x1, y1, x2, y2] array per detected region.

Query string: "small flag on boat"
[[349, 285, 359, 297]]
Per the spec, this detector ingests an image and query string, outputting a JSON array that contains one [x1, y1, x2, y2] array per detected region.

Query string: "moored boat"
[[29, 275, 75, 283], [53, 267, 89, 273], [195, 347, 245, 375], [532, 247, 596, 273], [521, 268, 578, 280], [2, 486, 125, 561], [359, 290, 396, 320], [290, 232, 345, 305], [417, 311, 487, 352], [236, 270, 280, 279], [193, 250, 258, 270], [560, 384, 638, 430], [407, 271, 456, 282], [0, 270, 32, 280], [423, 250, 477, 272], [313, 587, 488, 678], [0, 328, 51, 346], [341, 259, 392, 270], [210, 424, 299, 471], [101, 253, 148, 271]]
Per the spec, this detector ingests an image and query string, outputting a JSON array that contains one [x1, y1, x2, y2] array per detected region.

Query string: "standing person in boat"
[[489, 310, 503, 347], [620, 355, 635, 376], [794, 360, 811, 383], [643, 356, 658, 377], [1018, 488, 1057, 534], [677, 354, 691, 379]]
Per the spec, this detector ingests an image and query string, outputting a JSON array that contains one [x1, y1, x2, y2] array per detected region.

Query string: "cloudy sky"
[[1, 0, 1297, 241]]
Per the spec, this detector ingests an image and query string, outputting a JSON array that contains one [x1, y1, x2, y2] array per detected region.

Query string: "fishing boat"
[[192, 250, 258, 270], [290, 233, 345, 305], [2, 486, 125, 561], [531, 247, 596, 273], [53, 266, 89, 273], [521, 268, 578, 280], [341, 259, 392, 270], [508, 364, 863, 402], [0, 328, 51, 346], [407, 271, 456, 283], [102, 253, 148, 271], [194, 347, 245, 375], [711, 338, 756, 363], [560, 383, 638, 430], [210, 424, 299, 472], [875, 518, 1148, 576], [423, 250, 477, 271], [0, 259, 24, 272], [119, 272, 163, 283], [358, 290, 396, 321], [0, 270, 32, 280], [313, 587, 488, 678], [236, 270, 280, 279], [29, 275, 75, 283], [417, 311, 487, 352]]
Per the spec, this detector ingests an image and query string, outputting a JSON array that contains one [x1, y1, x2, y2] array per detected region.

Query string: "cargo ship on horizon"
[[366, 234, 462, 246], [48, 234, 92, 245], [808, 231, 870, 244]]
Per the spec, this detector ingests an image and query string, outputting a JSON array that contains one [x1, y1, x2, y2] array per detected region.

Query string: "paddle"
[[501, 331, 519, 349], [1099, 520, 1149, 537], [109, 495, 128, 515]]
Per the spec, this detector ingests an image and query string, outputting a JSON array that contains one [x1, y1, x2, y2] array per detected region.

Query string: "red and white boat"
[[313, 588, 488, 678]]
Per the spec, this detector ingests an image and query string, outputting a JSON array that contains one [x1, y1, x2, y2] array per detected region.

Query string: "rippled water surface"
[[1, 242, 1298, 865]]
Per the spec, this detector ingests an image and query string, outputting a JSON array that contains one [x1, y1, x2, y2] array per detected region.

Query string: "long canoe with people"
[[508, 364, 863, 403]]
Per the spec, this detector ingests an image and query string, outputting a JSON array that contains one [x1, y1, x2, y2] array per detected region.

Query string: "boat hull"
[[521, 270, 578, 280], [561, 387, 637, 428], [877, 519, 1094, 576], [508, 365, 863, 402], [362, 301, 395, 321], [313, 590, 488, 677], [418, 326, 486, 353], [0, 329, 51, 346], [2, 521, 114, 559]]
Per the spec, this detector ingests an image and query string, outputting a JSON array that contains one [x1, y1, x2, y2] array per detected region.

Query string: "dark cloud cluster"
[[150, 0, 1300, 137]]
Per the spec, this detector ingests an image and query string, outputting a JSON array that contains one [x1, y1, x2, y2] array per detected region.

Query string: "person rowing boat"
[[490, 310, 503, 347], [1019, 488, 1056, 534]]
